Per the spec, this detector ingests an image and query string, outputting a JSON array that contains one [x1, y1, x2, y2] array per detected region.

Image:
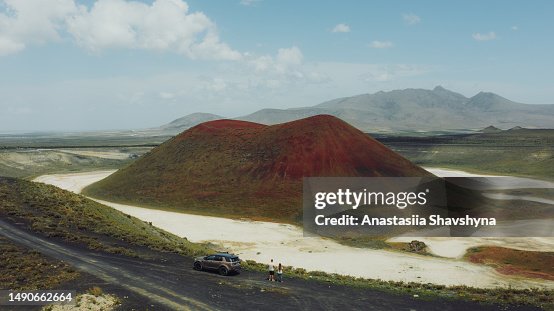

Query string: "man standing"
[[268, 259, 275, 281]]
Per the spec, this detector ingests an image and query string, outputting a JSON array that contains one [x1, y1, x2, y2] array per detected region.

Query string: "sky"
[[0, 0, 553, 132]]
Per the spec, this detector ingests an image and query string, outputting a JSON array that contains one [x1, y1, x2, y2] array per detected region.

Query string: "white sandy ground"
[[42, 294, 119, 311], [423, 167, 554, 189], [33, 170, 554, 290], [34, 170, 117, 193], [391, 167, 554, 258]]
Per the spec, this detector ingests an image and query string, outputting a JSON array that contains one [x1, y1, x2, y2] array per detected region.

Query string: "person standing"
[[268, 259, 275, 281], [277, 263, 283, 282]]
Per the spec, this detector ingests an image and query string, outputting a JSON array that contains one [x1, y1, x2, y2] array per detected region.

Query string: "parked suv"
[[193, 253, 241, 276]]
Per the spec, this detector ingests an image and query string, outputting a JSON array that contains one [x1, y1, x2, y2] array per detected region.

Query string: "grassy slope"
[[405, 145, 553, 180], [0, 177, 211, 258], [0, 155, 126, 179], [0, 147, 151, 179], [0, 236, 79, 290], [0, 132, 161, 179]]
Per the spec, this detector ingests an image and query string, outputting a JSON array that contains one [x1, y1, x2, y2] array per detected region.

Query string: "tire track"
[[0, 219, 215, 311]]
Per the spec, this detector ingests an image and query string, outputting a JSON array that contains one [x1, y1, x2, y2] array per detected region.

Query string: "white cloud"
[[159, 92, 175, 99], [331, 23, 350, 33], [511, 25, 519, 31], [250, 46, 303, 74], [208, 78, 227, 92], [0, 0, 79, 55], [0, 0, 241, 60], [370, 40, 393, 49], [0, 36, 24, 55], [250, 55, 272, 72], [66, 0, 241, 60], [243, 46, 332, 92], [239, 0, 261, 6], [402, 13, 421, 25], [472, 31, 497, 41], [277, 46, 303, 66]]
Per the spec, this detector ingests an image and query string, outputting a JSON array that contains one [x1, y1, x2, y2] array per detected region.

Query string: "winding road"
[[0, 219, 526, 311]]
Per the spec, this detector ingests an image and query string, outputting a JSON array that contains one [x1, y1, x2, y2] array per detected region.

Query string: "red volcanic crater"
[[85, 115, 430, 221]]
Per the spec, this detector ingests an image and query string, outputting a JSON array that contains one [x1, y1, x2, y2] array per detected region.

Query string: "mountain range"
[[150, 87, 554, 135]]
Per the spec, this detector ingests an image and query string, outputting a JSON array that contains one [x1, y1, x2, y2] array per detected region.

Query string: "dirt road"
[[0, 219, 534, 311]]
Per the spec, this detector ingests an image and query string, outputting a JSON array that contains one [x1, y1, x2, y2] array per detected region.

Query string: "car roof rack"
[[215, 252, 237, 257]]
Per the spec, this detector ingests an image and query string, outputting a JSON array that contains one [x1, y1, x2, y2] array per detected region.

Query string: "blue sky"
[[0, 0, 552, 132]]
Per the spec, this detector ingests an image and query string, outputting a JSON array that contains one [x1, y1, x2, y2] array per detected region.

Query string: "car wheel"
[[218, 266, 228, 276], [194, 262, 202, 271]]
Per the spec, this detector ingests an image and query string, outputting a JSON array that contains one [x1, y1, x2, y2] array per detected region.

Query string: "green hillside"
[[0, 177, 211, 257], [380, 129, 554, 181]]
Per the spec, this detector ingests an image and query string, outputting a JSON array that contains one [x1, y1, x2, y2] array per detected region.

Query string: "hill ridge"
[[85, 115, 429, 221], [236, 87, 553, 132]]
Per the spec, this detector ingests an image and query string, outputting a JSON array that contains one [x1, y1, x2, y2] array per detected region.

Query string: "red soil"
[[467, 246, 554, 281], [176, 114, 428, 179], [87, 115, 431, 221]]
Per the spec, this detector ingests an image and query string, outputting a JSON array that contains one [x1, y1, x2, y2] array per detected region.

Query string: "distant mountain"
[[481, 125, 502, 133], [237, 108, 327, 125], [143, 113, 223, 135], [159, 113, 222, 132], [236, 87, 554, 132], [84, 115, 430, 222]]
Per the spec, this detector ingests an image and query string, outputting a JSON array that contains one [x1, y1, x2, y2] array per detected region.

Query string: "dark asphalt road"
[[0, 219, 540, 311]]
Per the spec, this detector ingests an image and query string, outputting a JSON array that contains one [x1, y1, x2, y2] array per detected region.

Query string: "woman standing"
[[277, 263, 283, 282]]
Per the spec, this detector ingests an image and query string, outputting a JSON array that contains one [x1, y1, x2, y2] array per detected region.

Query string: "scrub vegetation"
[[465, 246, 554, 281], [0, 236, 79, 290], [240, 260, 553, 309], [0, 147, 151, 179], [381, 129, 554, 181], [0, 177, 212, 258]]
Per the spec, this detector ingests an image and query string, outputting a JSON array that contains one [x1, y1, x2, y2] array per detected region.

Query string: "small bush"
[[88, 286, 103, 297]]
